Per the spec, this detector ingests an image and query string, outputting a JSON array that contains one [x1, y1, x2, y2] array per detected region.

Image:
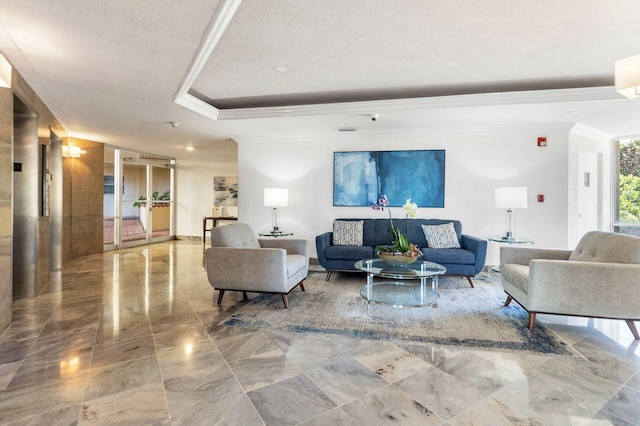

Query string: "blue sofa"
[[315, 218, 487, 287]]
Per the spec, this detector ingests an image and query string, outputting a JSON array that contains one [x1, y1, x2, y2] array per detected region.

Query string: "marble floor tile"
[[447, 397, 542, 426], [79, 382, 170, 425], [437, 351, 528, 395], [83, 355, 162, 401], [299, 407, 360, 426], [229, 348, 303, 392], [491, 376, 604, 425], [342, 383, 445, 425], [0, 240, 639, 424], [599, 385, 640, 425], [90, 334, 156, 369], [305, 357, 388, 406], [396, 365, 486, 420], [215, 329, 281, 362], [248, 374, 336, 426], [354, 340, 433, 383], [0, 372, 87, 423]]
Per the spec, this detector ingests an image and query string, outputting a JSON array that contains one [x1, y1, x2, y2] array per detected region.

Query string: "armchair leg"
[[528, 312, 536, 330], [282, 294, 289, 309], [466, 276, 475, 288], [504, 295, 512, 307], [217, 290, 225, 305], [300, 282, 305, 292], [325, 271, 333, 281], [625, 320, 639, 340]]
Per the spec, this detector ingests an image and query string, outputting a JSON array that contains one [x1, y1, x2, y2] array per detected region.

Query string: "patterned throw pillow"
[[333, 220, 364, 246], [422, 222, 461, 249]]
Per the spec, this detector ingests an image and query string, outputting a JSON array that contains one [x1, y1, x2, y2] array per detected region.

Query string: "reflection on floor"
[[0, 241, 638, 424], [103, 218, 169, 244]]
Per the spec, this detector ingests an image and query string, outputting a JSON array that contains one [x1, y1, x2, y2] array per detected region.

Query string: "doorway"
[[104, 148, 174, 248], [577, 149, 602, 239]]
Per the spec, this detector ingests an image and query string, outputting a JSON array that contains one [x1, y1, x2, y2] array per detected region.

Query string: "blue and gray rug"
[[222, 271, 576, 356]]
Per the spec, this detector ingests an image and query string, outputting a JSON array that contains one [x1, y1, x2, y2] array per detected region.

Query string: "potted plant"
[[135, 190, 171, 231], [372, 195, 423, 263]]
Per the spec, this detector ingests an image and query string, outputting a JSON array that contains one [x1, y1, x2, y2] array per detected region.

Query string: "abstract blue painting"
[[333, 150, 445, 207]]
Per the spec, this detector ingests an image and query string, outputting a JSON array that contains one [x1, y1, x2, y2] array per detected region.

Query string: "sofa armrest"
[[526, 259, 640, 318], [205, 247, 289, 292], [259, 238, 308, 258], [315, 232, 332, 267], [500, 246, 572, 266], [460, 234, 488, 274]]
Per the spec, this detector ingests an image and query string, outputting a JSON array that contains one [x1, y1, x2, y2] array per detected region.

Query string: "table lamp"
[[495, 187, 528, 241], [264, 188, 288, 233]]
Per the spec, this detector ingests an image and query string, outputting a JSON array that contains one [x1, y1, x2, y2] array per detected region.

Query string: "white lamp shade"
[[615, 54, 640, 99], [495, 187, 528, 209], [0, 53, 12, 88], [264, 188, 288, 207]]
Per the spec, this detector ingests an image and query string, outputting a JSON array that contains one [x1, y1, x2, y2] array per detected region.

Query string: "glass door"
[[103, 149, 174, 249]]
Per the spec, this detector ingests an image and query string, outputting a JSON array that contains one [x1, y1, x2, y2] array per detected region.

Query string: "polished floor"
[[0, 240, 639, 425]]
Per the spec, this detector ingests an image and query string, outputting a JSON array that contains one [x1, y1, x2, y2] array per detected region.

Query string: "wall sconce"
[[495, 187, 528, 241], [0, 53, 12, 88], [615, 53, 640, 99], [264, 188, 288, 233], [62, 145, 85, 158]]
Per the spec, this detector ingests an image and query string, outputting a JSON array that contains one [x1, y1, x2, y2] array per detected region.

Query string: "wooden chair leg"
[[325, 270, 333, 281], [217, 290, 225, 305], [504, 295, 512, 307], [281, 294, 289, 309], [625, 320, 639, 340], [299, 281, 305, 292], [466, 276, 475, 288], [528, 312, 536, 330], [242, 291, 248, 300]]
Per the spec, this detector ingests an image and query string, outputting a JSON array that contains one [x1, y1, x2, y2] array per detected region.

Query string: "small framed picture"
[[212, 206, 222, 218]]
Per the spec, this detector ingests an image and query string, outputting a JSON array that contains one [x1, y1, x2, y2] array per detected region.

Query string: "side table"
[[258, 231, 293, 238], [203, 216, 238, 244], [488, 236, 534, 272]]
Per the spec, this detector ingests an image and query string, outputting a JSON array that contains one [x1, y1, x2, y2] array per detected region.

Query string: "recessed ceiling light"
[[185, 146, 195, 151], [275, 66, 288, 73]]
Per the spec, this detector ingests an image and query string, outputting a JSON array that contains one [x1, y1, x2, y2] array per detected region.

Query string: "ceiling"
[[2, 0, 640, 161]]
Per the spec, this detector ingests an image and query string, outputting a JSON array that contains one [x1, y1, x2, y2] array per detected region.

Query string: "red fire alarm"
[[538, 194, 544, 202], [537, 137, 547, 147]]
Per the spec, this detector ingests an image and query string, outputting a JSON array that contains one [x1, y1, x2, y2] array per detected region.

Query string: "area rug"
[[221, 271, 575, 356]]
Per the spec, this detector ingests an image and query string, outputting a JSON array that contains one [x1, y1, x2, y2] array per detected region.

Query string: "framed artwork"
[[214, 176, 238, 206], [333, 150, 445, 207]]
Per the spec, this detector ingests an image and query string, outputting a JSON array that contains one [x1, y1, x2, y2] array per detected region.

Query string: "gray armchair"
[[500, 231, 640, 339], [205, 223, 309, 308]]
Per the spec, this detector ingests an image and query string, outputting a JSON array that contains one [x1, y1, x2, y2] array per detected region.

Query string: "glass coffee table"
[[354, 258, 446, 308]]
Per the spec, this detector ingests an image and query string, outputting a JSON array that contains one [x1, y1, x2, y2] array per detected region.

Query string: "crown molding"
[[174, 1, 623, 123], [234, 122, 577, 144], [173, 0, 241, 110]]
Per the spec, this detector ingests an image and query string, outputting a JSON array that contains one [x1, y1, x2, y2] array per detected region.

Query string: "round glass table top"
[[354, 258, 446, 280]]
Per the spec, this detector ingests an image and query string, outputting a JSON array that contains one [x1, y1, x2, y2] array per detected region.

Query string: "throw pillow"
[[333, 220, 364, 246], [422, 222, 461, 249]]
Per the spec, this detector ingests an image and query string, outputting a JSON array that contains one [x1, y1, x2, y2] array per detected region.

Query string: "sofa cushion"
[[332, 220, 364, 246], [422, 222, 461, 249], [211, 222, 260, 248], [422, 247, 475, 265], [325, 245, 374, 260], [501, 263, 530, 294], [569, 231, 640, 264]]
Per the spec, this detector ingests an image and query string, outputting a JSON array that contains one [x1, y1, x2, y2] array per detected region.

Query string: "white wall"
[[175, 140, 238, 238], [237, 125, 573, 264]]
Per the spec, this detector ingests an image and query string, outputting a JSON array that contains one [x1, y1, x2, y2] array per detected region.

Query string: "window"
[[104, 175, 114, 195], [613, 138, 640, 237]]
